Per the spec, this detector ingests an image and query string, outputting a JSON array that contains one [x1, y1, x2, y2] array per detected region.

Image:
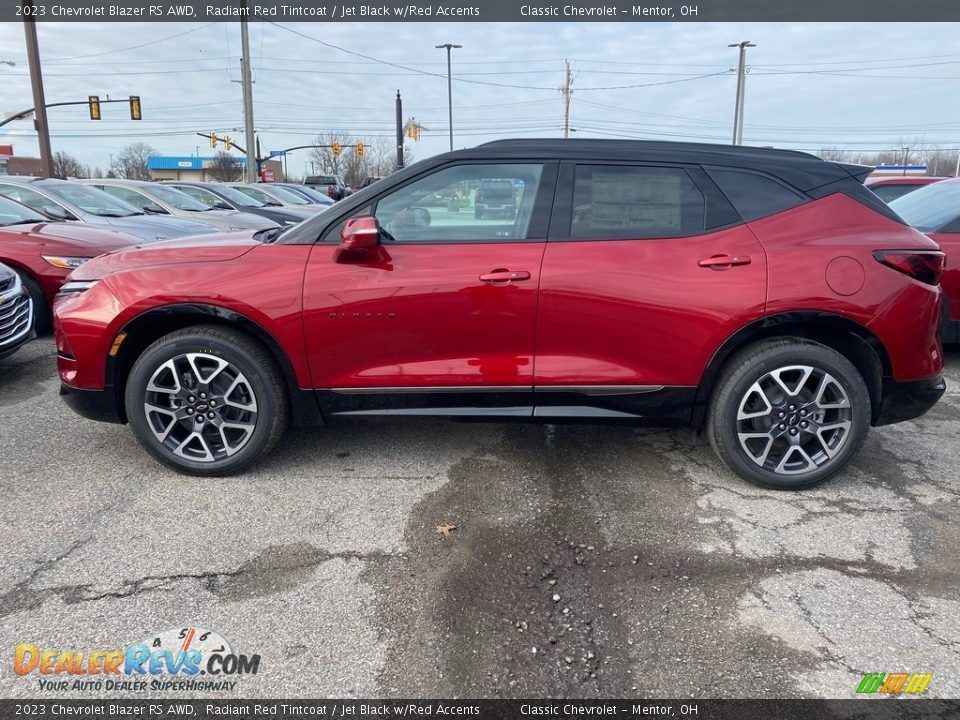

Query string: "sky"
[[1, 20, 959, 176]]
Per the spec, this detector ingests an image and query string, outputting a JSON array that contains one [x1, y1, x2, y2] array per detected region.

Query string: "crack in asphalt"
[[0, 543, 398, 616]]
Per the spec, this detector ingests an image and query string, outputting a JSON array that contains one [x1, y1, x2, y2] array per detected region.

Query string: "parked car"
[[227, 183, 328, 215], [865, 175, 947, 204], [304, 175, 350, 200], [0, 177, 219, 243], [55, 139, 944, 489], [0, 193, 138, 332], [164, 182, 312, 226], [474, 178, 517, 219], [889, 177, 960, 343], [78, 179, 278, 232], [359, 176, 383, 190], [272, 183, 336, 208], [0, 261, 33, 359]]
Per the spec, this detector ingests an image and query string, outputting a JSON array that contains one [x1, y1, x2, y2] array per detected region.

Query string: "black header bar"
[[7, 0, 960, 22], [0, 699, 958, 719]]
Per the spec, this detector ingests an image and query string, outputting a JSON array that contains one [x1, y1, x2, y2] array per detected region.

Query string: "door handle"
[[479, 269, 531, 283], [698, 254, 752, 270]]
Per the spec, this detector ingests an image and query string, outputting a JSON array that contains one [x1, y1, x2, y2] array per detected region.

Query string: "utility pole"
[[395, 90, 404, 169], [239, 3, 257, 183], [901, 146, 909, 177], [560, 60, 573, 139], [436, 43, 461, 152], [22, 0, 53, 177], [729, 41, 756, 146]]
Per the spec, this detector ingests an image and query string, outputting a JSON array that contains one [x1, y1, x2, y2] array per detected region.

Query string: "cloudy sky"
[[1, 21, 959, 175]]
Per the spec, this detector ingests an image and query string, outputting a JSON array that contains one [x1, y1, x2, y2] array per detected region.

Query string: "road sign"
[[269, 150, 286, 157], [260, 169, 276, 182]]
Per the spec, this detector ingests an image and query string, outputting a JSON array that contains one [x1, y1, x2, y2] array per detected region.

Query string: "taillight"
[[327, 186, 335, 198], [873, 250, 946, 286]]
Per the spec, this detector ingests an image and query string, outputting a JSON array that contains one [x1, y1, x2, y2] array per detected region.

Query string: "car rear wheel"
[[707, 339, 870, 489], [125, 325, 288, 476]]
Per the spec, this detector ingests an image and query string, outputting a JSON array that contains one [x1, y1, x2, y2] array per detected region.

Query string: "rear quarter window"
[[706, 168, 806, 222]]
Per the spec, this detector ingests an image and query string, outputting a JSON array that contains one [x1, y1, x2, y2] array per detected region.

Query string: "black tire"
[[124, 325, 288, 476], [16, 271, 50, 334], [707, 338, 871, 490]]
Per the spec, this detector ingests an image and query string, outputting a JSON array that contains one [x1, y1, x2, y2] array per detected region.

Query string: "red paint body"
[[0, 222, 138, 305], [54, 193, 943, 420]]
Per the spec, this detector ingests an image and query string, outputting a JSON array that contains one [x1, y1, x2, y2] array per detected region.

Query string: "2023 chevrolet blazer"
[[53, 140, 946, 489]]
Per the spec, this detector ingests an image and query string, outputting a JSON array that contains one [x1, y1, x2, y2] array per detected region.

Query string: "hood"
[[258, 206, 314, 223], [72, 230, 261, 280], [11, 221, 141, 253], [96, 214, 220, 241], [195, 210, 279, 231]]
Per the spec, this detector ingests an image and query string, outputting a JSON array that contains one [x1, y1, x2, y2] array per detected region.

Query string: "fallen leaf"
[[436, 523, 457, 537]]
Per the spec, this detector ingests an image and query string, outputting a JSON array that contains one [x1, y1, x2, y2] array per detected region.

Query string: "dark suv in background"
[[475, 178, 517, 219], [55, 139, 944, 489], [304, 175, 351, 201]]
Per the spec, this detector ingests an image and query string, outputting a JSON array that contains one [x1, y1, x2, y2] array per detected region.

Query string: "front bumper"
[[874, 375, 946, 427], [59, 383, 123, 424]]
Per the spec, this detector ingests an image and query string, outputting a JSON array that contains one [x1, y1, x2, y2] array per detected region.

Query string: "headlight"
[[58, 279, 99, 295], [42, 256, 92, 269]]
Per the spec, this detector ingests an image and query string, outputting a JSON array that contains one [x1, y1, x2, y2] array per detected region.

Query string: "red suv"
[[54, 140, 946, 489]]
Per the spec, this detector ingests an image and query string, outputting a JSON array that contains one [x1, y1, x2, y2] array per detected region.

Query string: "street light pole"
[[22, 1, 53, 177], [436, 43, 461, 152], [729, 41, 756, 146], [239, 2, 257, 183]]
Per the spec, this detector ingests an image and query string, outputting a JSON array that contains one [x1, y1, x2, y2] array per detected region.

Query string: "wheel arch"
[[108, 303, 322, 425], [692, 311, 891, 429]]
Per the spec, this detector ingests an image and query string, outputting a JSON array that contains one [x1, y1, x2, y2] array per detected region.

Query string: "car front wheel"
[[707, 339, 870, 489], [125, 325, 288, 476]]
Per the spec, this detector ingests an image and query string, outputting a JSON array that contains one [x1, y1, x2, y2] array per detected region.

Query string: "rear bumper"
[[874, 375, 946, 427], [59, 383, 123, 424]]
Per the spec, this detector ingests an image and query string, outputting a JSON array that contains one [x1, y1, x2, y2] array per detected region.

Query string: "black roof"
[[451, 139, 869, 193]]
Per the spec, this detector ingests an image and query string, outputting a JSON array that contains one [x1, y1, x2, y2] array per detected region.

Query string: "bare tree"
[[111, 142, 156, 180], [817, 146, 850, 162], [52, 151, 88, 179], [309, 132, 410, 186], [208, 151, 243, 182]]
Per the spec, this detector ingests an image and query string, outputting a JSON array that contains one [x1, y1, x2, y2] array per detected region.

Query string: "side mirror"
[[411, 207, 431, 227], [43, 204, 75, 221], [143, 204, 169, 215], [339, 216, 380, 252]]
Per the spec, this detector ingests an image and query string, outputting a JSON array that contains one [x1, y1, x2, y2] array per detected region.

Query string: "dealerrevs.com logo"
[[14, 626, 260, 692]]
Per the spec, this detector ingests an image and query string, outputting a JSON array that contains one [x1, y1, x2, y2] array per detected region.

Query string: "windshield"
[[233, 186, 281, 206], [148, 184, 211, 212], [263, 185, 310, 205], [889, 181, 960, 232], [0, 194, 48, 226], [213, 184, 265, 207], [43, 181, 142, 217], [283, 184, 331, 204]]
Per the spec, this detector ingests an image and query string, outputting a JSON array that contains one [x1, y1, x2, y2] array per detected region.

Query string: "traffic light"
[[356, 141, 365, 158], [129, 95, 141, 121], [88, 96, 101, 121], [210, 132, 218, 149], [332, 142, 342, 158], [225, 135, 233, 151]]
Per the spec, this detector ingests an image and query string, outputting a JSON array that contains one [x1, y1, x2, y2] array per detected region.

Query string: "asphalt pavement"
[[1, 338, 958, 699]]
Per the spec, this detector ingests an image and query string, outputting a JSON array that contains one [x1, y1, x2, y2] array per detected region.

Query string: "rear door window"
[[569, 165, 706, 239]]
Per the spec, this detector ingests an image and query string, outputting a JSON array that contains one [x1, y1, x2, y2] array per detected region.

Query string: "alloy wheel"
[[143, 353, 258, 462], [736, 364, 852, 475]]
